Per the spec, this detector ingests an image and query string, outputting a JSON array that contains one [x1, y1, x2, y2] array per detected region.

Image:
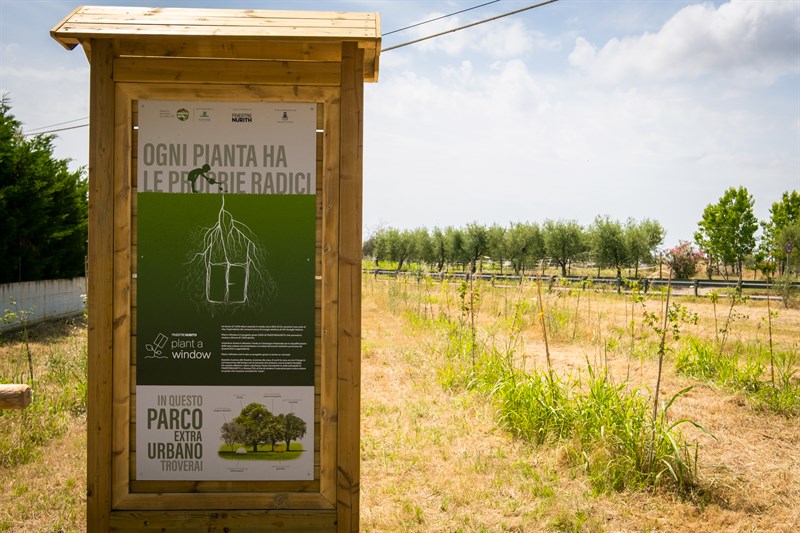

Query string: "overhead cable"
[[24, 115, 88, 133], [383, 0, 559, 52], [22, 123, 88, 136], [383, 0, 501, 36]]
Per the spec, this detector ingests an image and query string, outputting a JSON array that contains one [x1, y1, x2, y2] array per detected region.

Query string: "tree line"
[[363, 217, 665, 279], [1, 97, 796, 285], [364, 187, 800, 281], [0, 97, 87, 283]]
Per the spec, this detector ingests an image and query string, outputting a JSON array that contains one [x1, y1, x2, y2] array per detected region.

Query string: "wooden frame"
[[53, 7, 378, 532]]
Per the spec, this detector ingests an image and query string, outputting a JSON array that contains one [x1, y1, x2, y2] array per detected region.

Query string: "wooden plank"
[[54, 23, 376, 42], [320, 94, 340, 508], [336, 41, 364, 533], [116, 83, 336, 104], [67, 14, 376, 32], [0, 384, 32, 409], [128, 478, 321, 494], [364, 47, 379, 83], [114, 57, 341, 86], [64, 5, 377, 23], [109, 509, 336, 532], [57, 6, 377, 29], [115, 40, 343, 63], [111, 85, 133, 508], [111, 492, 335, 511], [87, 37, 116, 532]]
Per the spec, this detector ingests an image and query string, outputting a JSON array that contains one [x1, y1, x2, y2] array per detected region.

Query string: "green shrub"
[[676, 337, 799, 416]]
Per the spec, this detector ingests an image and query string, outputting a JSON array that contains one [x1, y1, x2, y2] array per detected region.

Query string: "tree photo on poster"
[[218, 403, 308, 459]]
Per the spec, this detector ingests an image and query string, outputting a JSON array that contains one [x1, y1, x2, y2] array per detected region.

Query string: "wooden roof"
[[51, 5, 381, 81]]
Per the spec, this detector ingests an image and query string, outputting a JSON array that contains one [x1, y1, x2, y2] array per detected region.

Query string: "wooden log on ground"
[[0, 384, 32, 409]]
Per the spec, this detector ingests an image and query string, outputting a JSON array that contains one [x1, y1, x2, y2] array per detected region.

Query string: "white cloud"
[[365, 44, 797, 244], [477, 20, 535, 58], [569, 0, 800, 85]]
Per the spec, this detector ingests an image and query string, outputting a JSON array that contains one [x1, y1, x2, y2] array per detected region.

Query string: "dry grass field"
[[0, 319, 87, 532], [1, 275, 798, 532], [360, 275, 799, 532]]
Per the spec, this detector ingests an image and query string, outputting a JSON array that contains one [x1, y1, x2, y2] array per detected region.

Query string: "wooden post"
[[0, 384, 32, 409], [337, 41, 364, 532], [87, 37, 115, 532]]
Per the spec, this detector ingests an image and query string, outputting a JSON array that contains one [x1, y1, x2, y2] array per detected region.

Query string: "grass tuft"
[[676, 337, 800, 416], [431, 315, 705, 493]]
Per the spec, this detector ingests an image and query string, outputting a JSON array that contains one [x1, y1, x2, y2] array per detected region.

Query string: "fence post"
[[694, 279, 700, 297]]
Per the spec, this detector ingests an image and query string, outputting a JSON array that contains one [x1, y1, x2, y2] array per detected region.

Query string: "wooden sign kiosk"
[[52, 7, 379, 532]]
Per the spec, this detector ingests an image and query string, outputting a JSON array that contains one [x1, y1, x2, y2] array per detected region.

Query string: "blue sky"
[[1, 0, 798, 246]]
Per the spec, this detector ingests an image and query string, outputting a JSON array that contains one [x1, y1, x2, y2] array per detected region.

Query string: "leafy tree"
[[624, 218, 665, 277], [695, 186, 758, 282], [761, 190, 800, 268], [232, 403, 273, 453], [281, 412, 307, 452], [430, 227, 447, 272], [220, 421, 247, 449], [410, 227, 433, 269], [462, 222, 489, 273], [371, 228, 391, 267], [0, 96, 88, 283], [362, 231, 378, 262], [505, 222, 543, 276], [543, 219, 585, 277], [374, 227, 415, 271], [444, 226, 467, 270], [487, 224, 507, 273], [589, 216, 627, 278], [778, 222, 800, 274], [264, 413, 286, 452]]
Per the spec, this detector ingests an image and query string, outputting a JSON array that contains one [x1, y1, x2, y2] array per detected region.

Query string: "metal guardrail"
[[365, 269, 800, 296]]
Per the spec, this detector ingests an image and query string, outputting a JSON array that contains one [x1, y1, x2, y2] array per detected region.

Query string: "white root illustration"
[[186, 196, 275, 311]]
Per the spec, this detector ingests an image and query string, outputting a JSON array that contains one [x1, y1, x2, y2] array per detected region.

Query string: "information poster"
[[135, 100, 316, 481]]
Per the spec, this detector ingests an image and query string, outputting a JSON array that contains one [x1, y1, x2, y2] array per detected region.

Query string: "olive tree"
[[506, 222, 544, 276], [543, 219, 585, 277], [625, 218, 665, 277], [589, 216, 627, 279]]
